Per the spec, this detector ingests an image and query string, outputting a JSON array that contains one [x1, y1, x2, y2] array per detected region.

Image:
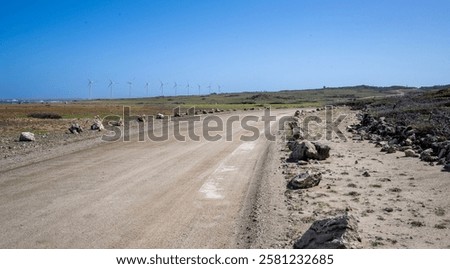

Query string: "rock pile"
[[348, 113, 450, 167], [285, 111, 331, 162]]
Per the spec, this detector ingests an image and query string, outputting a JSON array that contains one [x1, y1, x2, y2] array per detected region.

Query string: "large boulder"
[[292, 127, 304, 140], [68, 123, 83, 134], [19, 132, 35, 142], [420, 148, 438, 162], [444, 163, 450, 172], [312, 142, 331, 160], [289, 140, 318, 161], [137, 115, 146, 122], [288, 172, 322, 189], [91, 119, 104, 131], [404, 149, 418, 158], [294, 214, 362, 249], [156, 113, 164, 119]]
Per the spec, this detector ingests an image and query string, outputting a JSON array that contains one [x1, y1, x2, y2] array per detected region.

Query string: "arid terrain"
[[0, 87, 449, 248]]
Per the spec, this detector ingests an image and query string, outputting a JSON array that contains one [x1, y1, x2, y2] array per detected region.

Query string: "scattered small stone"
[[410, 221, 425, 227], [347, 191, 360, 197], [434, 223, 447, 229], [108, 120, 123, 126], [362, 171, 371, 177], [389, 187, 402, 193], [435, 207, 445, 216]]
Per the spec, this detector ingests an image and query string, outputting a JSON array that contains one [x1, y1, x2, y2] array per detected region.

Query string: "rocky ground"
[[0, 117, 108, 171], [251, 106, 449, 249]]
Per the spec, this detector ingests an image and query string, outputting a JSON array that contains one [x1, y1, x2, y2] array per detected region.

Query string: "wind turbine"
[[217, 85, 221, 93], [88, 79, 94, 99], [208, 83, 212, 93], [108, 80, 117, 99], [127, 81, 133, 97], [159, 80, 164, 96], [197, 84, 201, 95], [173, 82, 178, 96], [145, 82, 150, 96], [186, 82, 190, 95]]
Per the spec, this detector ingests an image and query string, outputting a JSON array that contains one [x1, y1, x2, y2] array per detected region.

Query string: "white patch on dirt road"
[[231, 141, 256, 156], [199, 179, 224, 199], [199, 142, 257, 199]]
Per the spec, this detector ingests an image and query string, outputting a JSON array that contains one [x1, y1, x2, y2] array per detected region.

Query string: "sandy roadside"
[[251, 107, 450, 248]]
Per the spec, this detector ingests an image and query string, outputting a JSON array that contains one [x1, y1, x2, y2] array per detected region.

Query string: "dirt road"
[[0, 110, 290, 248]]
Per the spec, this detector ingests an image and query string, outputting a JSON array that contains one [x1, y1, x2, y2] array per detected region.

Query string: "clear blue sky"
[[1, 0, 450, 99]]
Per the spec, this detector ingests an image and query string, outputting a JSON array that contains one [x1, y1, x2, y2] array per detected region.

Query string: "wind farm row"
[[87, 79, 223, 99]]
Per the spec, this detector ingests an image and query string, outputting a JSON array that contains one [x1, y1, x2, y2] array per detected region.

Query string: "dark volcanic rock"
[[444, 163, 450, 172], [91, 119, 104, 131], [294, 214, 361, 249], [288, 172, 322, 189], [68, 123, 83, 134], [312, 142, 331, 160], [289, 140, 331, 161], [420, 148, 438, 162], [289, 140, 318, 161]]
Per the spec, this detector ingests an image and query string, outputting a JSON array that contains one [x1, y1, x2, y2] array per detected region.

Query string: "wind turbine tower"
[[108, 80, 117, 99], [127, 81, 133, 98], [145, 82, 150, 96], [186, 82, 190, 95], [159, 80, 164, 96], [198, 84, 201, 95], [173, 82, 178, 96], [88, 79, 94, 99]]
